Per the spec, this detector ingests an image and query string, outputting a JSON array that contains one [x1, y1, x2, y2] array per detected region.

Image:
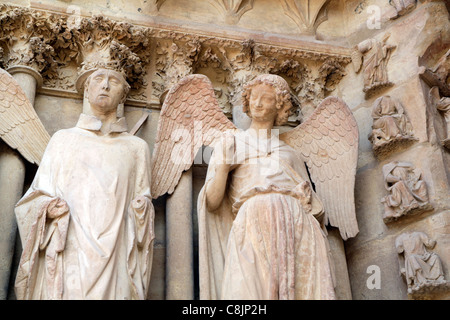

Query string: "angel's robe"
[[198, 130, 336, 300], [14, 113, 154, 300]]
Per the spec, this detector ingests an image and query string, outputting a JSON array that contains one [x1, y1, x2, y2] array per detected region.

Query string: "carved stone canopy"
[[0, 4, 352, 118]]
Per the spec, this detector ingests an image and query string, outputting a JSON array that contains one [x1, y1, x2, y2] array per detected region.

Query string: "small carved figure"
[[151, 74, 359, 299], [353, 34, 396, 98], [381, 161, 431, 222], [368, 96, 415, 155], [395, 232, 447, 296], [389, 0, 416, 19], [14, 68, 155, 300], [434, 93, 450, 149]]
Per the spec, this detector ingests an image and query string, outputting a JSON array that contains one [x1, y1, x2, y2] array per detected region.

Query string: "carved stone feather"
[[0, 68, 50, 165], [151, 74, 236, 199], [280, 96, 359, 240]]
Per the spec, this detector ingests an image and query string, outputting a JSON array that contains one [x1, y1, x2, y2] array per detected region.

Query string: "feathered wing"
[[280, 96, 359, 240], [151, 74, 237, 199], [0, 68, 50, 165]]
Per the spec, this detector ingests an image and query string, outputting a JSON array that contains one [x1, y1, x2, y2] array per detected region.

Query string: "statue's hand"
[[294, 181, 312, 213], [217, 132, 235, 167], [131, 195, 148, 212], [47, 198, 69, 219]]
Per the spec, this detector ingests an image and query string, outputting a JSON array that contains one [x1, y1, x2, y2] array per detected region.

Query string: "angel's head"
[[85, 68, 130, 115], [242, 74, 293, 126]]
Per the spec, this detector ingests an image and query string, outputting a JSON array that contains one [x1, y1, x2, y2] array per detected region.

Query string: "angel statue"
[[151, 73, 359, 300]]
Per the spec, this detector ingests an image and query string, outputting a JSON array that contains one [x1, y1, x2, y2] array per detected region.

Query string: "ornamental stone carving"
[[395, 232, 448, 299], [280, 0, 329, 37], [353, 34, 396, 99], [368, 96, 416, 156], [71, 15, 152, 100], [152, 39, 202, 104], [208, 0, 254, 25], [381, 161, 432, 223]]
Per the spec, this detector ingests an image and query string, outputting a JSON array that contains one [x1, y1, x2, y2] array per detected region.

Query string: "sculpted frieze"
[[0, 4, 352, 112]]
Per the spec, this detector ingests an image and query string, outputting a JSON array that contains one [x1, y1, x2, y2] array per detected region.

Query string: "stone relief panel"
[[395, 231, 449, 299], [381, 161, 432, 223], [368, 95, 416, 157], [352, 34, 396, 99]]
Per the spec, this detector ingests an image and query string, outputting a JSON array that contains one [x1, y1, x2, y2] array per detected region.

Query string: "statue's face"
[[87, 69, 126, 114], [248, 84, 278, 124]]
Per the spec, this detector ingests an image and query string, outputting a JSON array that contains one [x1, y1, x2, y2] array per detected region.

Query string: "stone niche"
[[0, 0, 449, 301]]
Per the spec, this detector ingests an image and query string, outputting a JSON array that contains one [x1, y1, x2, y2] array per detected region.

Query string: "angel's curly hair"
[[241, 74, 294, 126]]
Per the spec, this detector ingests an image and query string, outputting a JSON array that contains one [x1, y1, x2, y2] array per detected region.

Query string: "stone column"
[[165, 168, 194, 299], [0, 65, 42, 299], [327, 228, 353, 300]]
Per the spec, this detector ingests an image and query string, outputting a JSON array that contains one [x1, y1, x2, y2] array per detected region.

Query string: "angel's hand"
[[294, 181, 312, 213], [47, 198, 69, 219], [217, 132, 235, 167]]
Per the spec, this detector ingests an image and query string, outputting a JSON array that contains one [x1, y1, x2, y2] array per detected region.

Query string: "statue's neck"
[[248, 120, 274, 139]]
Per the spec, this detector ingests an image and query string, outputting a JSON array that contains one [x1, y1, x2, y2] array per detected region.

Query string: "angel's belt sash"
[[231, 183, 310, 216]]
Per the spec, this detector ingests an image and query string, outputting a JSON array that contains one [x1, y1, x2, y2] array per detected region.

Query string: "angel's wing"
[[151, 74, 237, 199], [280, 96, 359, 240], [0, 68, 51, 165]]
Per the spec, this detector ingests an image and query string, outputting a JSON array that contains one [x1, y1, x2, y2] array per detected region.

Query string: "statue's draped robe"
[[371, 100, 410, 142], [382, 162, 428, 218], [395, 232, 445, 289], [15, 114, 154, 300], [198, 130, 336, 300]]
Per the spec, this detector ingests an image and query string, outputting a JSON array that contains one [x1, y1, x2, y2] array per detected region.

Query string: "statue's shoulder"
[[119, 132, 150, 151], [48, 127, 77, 142]]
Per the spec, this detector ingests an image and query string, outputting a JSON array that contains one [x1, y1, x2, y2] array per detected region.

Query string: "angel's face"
[[87, 69, 126, 115], [248, 84, 278, 124]]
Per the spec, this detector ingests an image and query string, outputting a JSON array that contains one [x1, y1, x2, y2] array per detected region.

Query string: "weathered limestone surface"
[[0, 0, 448, 300], [339, 1, 450, 300]]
